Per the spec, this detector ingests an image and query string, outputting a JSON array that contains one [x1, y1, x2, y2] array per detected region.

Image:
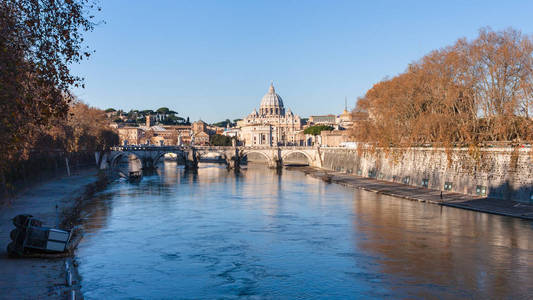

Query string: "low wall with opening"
[[245, 152, 270, 164], [321, 147, 533, 203], [283, 152, 310, 166]]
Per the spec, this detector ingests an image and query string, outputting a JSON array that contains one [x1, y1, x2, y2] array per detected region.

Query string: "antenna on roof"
[[344, 97, 348, 111]]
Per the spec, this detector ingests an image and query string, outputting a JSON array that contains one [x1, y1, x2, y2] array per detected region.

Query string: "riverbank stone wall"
[[321, 147, 533, 203]]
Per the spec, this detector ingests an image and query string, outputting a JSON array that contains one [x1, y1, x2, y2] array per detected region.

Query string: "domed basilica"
[[237, 83, 303, 146]]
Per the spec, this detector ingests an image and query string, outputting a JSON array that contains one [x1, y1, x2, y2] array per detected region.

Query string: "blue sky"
[[72, 0, 533, 123]]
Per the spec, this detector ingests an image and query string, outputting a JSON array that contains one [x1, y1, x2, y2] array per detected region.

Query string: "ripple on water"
[[160, 252, 181, 261]]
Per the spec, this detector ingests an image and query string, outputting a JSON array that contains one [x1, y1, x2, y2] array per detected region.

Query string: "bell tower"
[[146, 115, 152, 127]]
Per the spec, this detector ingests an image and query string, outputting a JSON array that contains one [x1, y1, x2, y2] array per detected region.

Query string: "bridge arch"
[[110, 152, 143, 171], [153, 150, 186, 166], [195, 150, 228, 162], [110, 152, 131, 168], [281, 150, 312, 166], [240, 150, 274, 166]]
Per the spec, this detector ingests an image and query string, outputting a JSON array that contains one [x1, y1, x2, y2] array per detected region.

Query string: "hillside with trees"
[[105, 107, 189, 126], [212, 119, 242, 128]]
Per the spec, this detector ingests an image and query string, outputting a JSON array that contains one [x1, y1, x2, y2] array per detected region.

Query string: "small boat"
[[7, 214, 74, 258], [128, 170, 142, 181]]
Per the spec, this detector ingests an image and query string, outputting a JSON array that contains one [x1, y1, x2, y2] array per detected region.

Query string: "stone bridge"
[[95, 146, 323, 171]]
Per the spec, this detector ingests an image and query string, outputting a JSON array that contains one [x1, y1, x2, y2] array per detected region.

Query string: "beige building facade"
[[309, 108, 354, 129], [193, 131, 210, 145], [237, 83, 303, 146], [118, 127, 145, 145], [321, 130, 353, 147]]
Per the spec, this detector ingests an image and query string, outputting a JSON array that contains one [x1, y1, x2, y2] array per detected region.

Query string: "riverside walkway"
[[304, 168, 533, 220], [0, 169, 99, 299]]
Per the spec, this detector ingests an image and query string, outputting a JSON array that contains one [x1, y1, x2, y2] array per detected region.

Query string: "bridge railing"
[[110, 145, 188, 151], [109, 145, 322, 152]]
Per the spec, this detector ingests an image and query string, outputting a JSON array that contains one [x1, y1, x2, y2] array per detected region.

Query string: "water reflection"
[[77, 162, 533, 299], [350, 190, 533, 298], [116, 153, 143, 179], [80, 192, 113, 234]]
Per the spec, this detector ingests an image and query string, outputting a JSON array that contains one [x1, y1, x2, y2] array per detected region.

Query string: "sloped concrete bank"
[[301, 167, 533, 220], [0, 168, 109, 299]]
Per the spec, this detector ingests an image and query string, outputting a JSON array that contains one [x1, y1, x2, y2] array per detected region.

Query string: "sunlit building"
[[309, 114, 336, 125], [237, 83, 303, 146], [192, 131, 210, 145], [118, 127, 144, 145]]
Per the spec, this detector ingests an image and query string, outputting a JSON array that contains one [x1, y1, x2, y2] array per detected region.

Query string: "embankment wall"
[[321, 147, 533, 203]]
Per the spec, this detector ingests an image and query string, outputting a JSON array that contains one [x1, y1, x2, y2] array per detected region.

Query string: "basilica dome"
[[259, 83, 285, 116]]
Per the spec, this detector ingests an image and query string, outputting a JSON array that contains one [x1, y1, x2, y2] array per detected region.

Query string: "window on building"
[[476, 185, 487, 196], [422, 178, 429, 188]]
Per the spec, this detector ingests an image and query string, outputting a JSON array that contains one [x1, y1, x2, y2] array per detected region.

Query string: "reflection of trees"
[[80, 193, 113, 234], [350, 191, 533, 298]]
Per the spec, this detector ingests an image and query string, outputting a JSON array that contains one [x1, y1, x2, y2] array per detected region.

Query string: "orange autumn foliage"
[[354, 28, 533, 148]]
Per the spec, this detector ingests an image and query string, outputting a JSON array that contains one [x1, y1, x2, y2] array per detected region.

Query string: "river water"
[[77, 162, 533, 299]]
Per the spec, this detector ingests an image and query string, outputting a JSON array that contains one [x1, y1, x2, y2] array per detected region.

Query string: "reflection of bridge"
[[96, 146, 323, 170]]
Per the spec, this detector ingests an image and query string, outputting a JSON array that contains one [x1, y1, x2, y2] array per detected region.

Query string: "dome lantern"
[[259, 82, 285, 116]]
